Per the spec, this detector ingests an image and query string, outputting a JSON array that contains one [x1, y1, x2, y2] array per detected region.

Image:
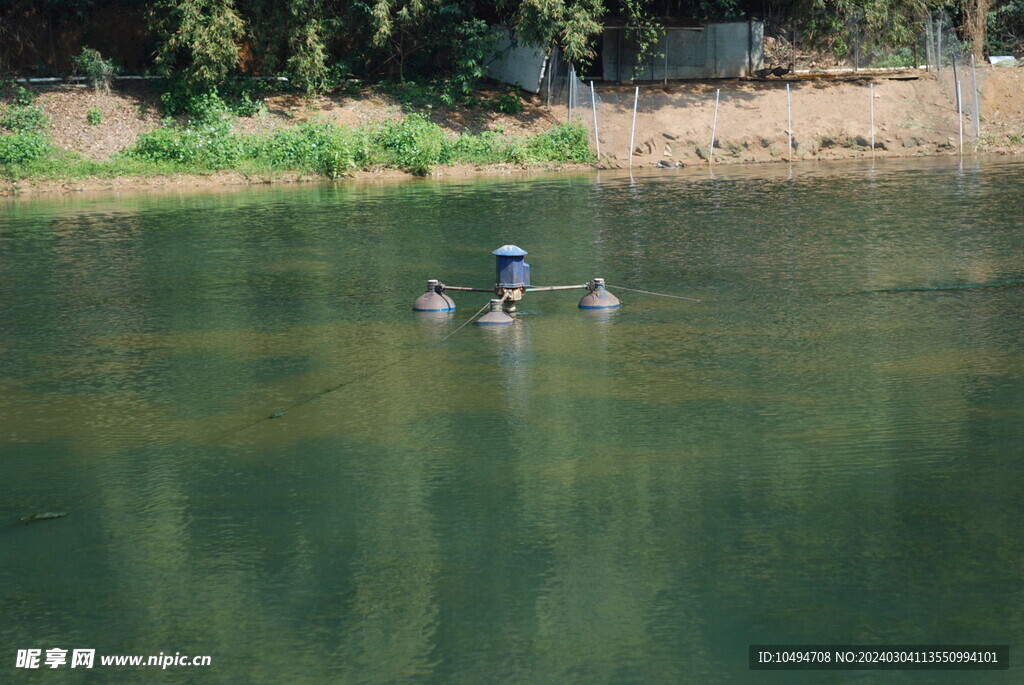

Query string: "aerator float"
[[412, 245, 620, 325]]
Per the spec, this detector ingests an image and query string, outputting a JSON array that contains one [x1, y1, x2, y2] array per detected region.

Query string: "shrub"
[[87, 107, 104, 125], [492, 93, 523, 115], [128, 116, 242, 168], [524, 122, 594, 163], [1, 104, 48, 133], [372, 114, 450, 174], [160, 86, 227, 120], [161, 83, 266, 119], [446, 130, 523, 165], [73, 47, 117, 93], [872, 48, 916, 68], [228, 92, 265, 117], [0, 132, 51, 164], [172, 89, 230, 122], [12, 86, 36, 106], [250, 120, 369, 175]]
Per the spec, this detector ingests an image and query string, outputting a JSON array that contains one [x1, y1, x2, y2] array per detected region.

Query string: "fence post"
[[629, 86, 639, 169], [952, 54, 959, 97], [970, 54, 981, 140], [709, 88, 720, 165], [546, 47, 555, 108], [957, 80, 964, 154], [870, 83, 875, 159], [664, 30, 669, 85], [567, 64, 573, 123], [787, 84, 792, 162], [590, 81, 601, 159]]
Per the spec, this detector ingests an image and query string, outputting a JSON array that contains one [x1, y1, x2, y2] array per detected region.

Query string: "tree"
[[150, 0, 247, 90], [500, 0, 607, 66], [986, 0, 1024, 55], [286, 0, 332, 94], [765, 0, 946, 58], [962, 0, 990, 59]]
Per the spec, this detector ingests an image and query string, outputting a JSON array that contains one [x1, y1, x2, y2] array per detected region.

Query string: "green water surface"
[[1, 158, 1022, 684]]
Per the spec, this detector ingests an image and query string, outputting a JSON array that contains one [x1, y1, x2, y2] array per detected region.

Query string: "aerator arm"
[[526, 279, 609, 293], [525, 284, 588, 293]]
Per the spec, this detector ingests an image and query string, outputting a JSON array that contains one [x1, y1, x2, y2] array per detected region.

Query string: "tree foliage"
[[763, 0, 955, 58], [285, 0, 332, 94], [150, 0, 247, 90], [987, 0, 1024, 55], [3, 0, 1019, 94], [500, 0, 606, 65]]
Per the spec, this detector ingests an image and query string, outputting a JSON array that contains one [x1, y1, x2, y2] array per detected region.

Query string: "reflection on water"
[[2, 158, 1023, 683]]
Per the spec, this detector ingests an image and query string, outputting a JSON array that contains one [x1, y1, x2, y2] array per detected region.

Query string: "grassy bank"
[[1, 87, 594, 186]]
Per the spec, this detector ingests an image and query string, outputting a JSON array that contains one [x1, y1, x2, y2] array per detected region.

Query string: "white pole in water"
[[629, 86, 639, 168], [970, 54, 981, 140], [786, 83, 792, 162], [709, 88, 720, 165], [957, 79, 964, 154], [870, 82, 875, 159], [590, 81, 600, 159]]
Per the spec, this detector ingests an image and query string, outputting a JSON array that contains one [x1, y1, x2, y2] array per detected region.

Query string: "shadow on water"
[[838, 277, 1024, 296]]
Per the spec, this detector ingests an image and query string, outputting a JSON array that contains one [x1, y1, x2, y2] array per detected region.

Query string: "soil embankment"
[[573, 66, 1024, 167], [6, 66, 1024, 195]]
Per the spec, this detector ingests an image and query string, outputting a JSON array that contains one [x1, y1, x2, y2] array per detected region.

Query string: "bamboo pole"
[[590, 81, 600, 159]]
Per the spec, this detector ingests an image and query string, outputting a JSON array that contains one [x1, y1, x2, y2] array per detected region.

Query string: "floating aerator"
[[414, 246, 625, 323], [476, 299, 515, 325], [578, 278, 621, 309], [413, 279, 456, 312]]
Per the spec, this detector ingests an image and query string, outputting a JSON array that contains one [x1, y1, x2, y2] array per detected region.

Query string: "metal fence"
[[544, 78, 984, 167], [925, 11, 984, 142], [543, 45, 599, 141], [540, 11, 986, 159]]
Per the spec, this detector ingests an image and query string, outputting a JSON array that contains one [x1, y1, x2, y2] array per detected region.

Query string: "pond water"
[[1, 158, 1022, 683]]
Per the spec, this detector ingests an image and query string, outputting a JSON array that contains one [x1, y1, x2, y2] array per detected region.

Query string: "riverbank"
[[3, 66, 1024, 196], [0, 162, 599, 197], [582, 65, 1024, 167]]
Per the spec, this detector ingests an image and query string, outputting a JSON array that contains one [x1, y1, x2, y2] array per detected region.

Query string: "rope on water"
[[432, 299, 493, 346], [606, 284, 701, 302], [216, 299, 494, 441]]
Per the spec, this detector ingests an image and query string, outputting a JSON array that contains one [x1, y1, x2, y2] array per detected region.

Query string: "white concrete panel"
[[485, 30, 547, 93]]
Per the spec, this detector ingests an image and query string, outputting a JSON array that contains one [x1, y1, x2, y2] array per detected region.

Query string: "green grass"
[[1, 116, 595, 184], [1, 148, 202, 182]]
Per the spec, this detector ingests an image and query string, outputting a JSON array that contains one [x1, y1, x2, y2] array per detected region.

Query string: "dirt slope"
[[35, 83, 559, 161], [563, 66, 1024, 167]]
